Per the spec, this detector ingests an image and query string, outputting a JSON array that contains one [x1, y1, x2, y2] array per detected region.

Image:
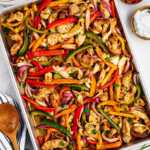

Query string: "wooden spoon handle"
[[8, 132, 19, 150]]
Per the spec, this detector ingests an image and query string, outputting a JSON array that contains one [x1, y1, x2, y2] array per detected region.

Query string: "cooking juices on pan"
[[1, 0, 150, 149]]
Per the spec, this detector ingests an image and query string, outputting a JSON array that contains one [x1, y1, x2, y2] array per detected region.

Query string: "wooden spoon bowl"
[[0, 104, 20, 150]]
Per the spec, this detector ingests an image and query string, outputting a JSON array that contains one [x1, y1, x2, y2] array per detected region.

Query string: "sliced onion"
[[91, 102, 101, 117], [123, 59, 130, 74], [133, 73, 139, 85], [86, 9, 91, 30], [62, 91, 73, 104], [92, 0, 98, 10], [25, 84, 33, 97], [102, 132, 120, 143], [17, 65, 30, 78]]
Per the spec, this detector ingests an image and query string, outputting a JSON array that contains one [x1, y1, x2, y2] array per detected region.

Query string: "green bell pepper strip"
[[26, 19, 47, 34], [66, 45, 92, 61], [31, 110, 53, 118], [70, 85, 87, 91], [41, 119, 70, 136], [17, 29, 29, 56], [98, 108, 120, 132], [86, 32, 108, 52], [135, 84, 141, 99]]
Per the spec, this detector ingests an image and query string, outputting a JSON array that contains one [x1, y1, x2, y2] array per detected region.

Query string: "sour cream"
[[133, 8, 150, 39]]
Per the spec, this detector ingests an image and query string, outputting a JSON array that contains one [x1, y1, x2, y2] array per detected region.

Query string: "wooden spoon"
[[0, 104, 20, 150]]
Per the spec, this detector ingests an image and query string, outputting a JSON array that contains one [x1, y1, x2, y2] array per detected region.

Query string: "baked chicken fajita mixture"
[[1, 0, 150, 149]]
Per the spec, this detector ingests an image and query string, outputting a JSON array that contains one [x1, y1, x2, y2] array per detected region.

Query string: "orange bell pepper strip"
[[48, 0, 68, 8], [89, 75, 96, 97], [32, 33, 47, 51], [88, 139, 122, 149], [95, 47, 117, 69], [108, 111, 135, 118], [22, 95, 55, 113], [49, 44, 61, 50], [50, 79, 82, 85], [55, 105, 77, 118], [109, 85, 114, 100], [77, 132, 82, 150], [72, 57, 80, 67], [27, 78, 82, 86], [45, 128, 58, 142]]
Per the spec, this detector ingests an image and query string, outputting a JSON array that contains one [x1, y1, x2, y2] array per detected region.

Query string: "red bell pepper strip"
[[90, 10, 101, 23], [71, 105, 84, 139], [26, 79, 56, 88], [33, 15, 41, 29], [38, 0, 53, 12], [22, 95, 55, 112], [28, 66, 54, 77], [29, 50, 65, 58], [110, 0, 116, 17], [47, 17, 77, 30], [99, 69, 119, 89], [31, 60, 43, 70]]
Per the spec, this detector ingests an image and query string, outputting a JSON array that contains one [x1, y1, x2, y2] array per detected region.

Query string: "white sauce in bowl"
[[133, 8, 150, 39]]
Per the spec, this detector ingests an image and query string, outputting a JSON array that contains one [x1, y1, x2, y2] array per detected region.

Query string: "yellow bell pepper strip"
[[89, 75, 96, 97], [87, 137, 122, 149], [108, 111, 135, 118], [117, 35, 129, 56], [47, 17, 77, 30], [98, 108, 120, 132], [77, 132, 82, 150], [101, 68, 115, 86], [99, 69, 119, 89], [98, 100, 117, 106], [55, 105, 77, 118], [95, 47, 117, 69], [114, 78, 121, 101], [48, 0, 68, 8], [2, 23, 18, 33], [32, 33, 47, 51], [96, 131, 103, 150]]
